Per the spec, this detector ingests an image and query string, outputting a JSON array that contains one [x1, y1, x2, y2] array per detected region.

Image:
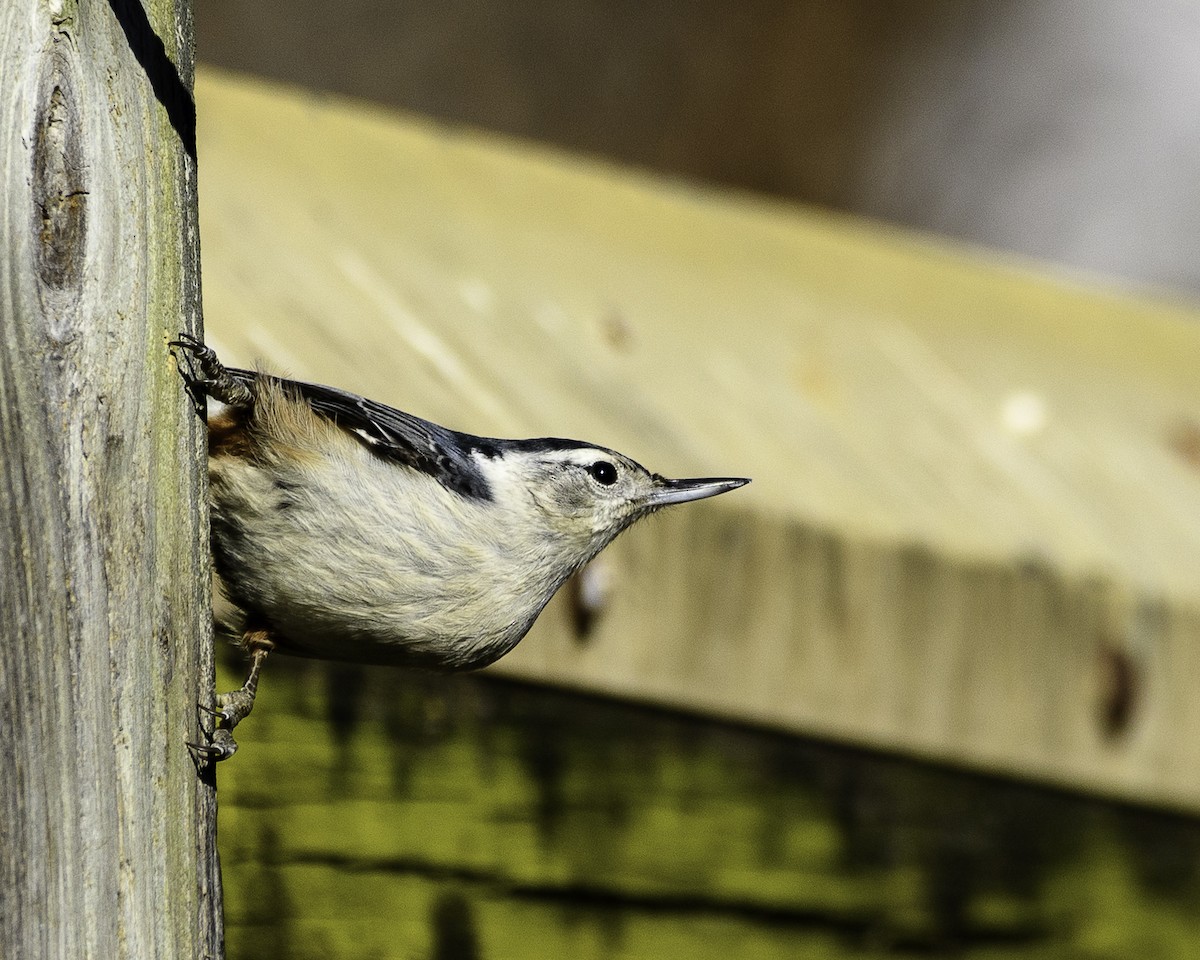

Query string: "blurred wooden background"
[[193, 3, 1200, 955], [219, 657, 1200, 959], [196, 0, 1200, 298]]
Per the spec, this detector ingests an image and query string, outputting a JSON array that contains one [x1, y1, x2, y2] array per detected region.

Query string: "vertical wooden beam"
[[0, 1, 220, 957]]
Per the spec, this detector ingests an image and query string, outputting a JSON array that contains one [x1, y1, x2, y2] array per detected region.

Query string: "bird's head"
[[483, 439, 748, 569]]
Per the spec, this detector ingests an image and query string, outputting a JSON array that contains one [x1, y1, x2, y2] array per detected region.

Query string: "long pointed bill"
[[645, 476, 750, 509]]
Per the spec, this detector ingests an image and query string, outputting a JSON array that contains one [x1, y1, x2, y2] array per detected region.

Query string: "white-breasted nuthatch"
[[171, 335, 748, 760]]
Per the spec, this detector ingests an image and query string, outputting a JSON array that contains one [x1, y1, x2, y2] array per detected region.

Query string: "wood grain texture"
[[0, 2, 220, 957]]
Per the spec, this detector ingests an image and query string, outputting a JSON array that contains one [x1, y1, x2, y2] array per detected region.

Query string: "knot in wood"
[[32, 76, 88, 293]]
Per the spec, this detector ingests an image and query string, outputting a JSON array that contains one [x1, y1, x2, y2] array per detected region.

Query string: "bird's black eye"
[[588, 460, 618, 486]]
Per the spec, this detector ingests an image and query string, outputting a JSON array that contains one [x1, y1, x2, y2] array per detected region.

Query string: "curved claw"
[[187, 729, 239, 766], [169, 334, 215, 416], [168, 332, 254, 411], [188, 638, 271, 768]]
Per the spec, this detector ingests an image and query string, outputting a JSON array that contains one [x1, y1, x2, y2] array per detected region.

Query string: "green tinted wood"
[[218, 655, 1200, 959]]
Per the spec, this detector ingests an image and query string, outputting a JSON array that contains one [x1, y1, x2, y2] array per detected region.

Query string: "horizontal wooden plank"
[[218, 657, 1200, 959], [196, 67, 1200, 810]]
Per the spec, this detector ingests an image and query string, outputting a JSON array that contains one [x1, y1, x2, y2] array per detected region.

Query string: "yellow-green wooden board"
[[218, 656, 1200, 960]]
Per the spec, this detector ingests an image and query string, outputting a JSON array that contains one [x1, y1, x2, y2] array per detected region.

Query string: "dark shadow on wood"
[[106, 0, 197, 160]]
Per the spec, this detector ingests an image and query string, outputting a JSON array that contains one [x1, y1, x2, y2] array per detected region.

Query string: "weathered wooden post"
[[0, 1, 221, 957]]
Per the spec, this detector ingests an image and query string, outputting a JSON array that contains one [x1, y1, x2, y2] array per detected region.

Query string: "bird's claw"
[[168, 332, 253, 411], [188, 643, 270, 768], [187, 728, 238, 766], [188, 687, 255, 767], [196, 701, 228, 722], [168, 332, 219, 372], [169, 335, 216, 416]]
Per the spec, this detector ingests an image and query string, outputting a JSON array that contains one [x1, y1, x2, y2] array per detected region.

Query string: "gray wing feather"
[[228, 368, 493, 500]]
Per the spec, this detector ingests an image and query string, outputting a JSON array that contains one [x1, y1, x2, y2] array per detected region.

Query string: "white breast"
[[209, 437, 571, 669]]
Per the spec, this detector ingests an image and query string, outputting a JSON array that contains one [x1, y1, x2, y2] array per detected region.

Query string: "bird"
[[170, 334, 748, 760]]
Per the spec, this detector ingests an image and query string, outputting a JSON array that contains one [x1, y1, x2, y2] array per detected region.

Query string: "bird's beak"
[[645, 476, 750, 509]]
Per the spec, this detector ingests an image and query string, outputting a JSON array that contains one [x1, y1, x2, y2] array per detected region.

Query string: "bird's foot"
[[186, 644, 270, 766], [169, 332, 253, 411], [187, 727, 238, 765], [213, 685, 259, 729]]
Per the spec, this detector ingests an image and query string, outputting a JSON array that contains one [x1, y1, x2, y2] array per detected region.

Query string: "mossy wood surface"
[[197, 68, 1200, 811], [220, 655, 1200, 960], [0, 2, 219, 957]]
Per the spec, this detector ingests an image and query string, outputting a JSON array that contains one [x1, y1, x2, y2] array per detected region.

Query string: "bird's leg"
[[188, 631, 274, 765], [168, 332, 254, 411], [215, 637, 272, 728]]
